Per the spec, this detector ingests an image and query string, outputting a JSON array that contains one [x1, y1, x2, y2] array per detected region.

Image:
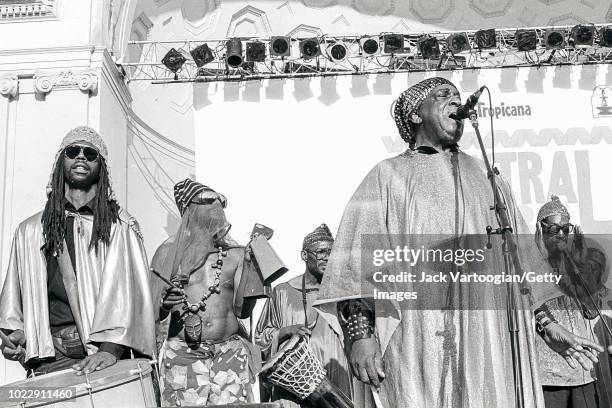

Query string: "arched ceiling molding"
[[226, 5, 272, 37]]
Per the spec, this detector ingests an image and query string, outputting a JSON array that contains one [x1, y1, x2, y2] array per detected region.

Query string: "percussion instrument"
[[0, 359, 155, 408], [259, 335, 353, 408]]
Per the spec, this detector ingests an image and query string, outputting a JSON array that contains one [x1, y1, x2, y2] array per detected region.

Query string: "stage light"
[[600, 26, 612, 47], [300, 38, 321, 59], [326, 42, 348, 62], [161, 48, 186, 79], [515, 29, 537, 51], [246, 41, 266, 62], [418, 35, 440, 59], [360, 36, 379, 55], [190, 44, 214, 67], [544, 29, 565, 49], [571, 24, 594, 47], [446, 33, 470, 53], [474, 29, 496, 49], [383, 34, 404, 54], [270, 36, 291, 57], [225, 39, 243, 68]]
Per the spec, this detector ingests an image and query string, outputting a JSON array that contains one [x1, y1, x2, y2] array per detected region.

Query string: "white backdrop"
[[195, 64, 612, 281]]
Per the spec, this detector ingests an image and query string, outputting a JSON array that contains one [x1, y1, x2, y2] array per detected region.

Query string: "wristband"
[[338, 299, 375, 342], [535, 305, 556, 333]]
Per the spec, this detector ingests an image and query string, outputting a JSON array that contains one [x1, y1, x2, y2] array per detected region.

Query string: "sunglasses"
[[64, 145, 99, 162], [541, 222, 574, 235], [190, 191, 227, 208]]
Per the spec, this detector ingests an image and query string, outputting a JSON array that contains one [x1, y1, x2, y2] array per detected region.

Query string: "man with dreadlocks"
[[313, 77, 604, 408], [0, 126, 155, 376], [150, 179, 262, 406]]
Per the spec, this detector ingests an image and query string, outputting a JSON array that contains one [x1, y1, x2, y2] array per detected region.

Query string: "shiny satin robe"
[[256, 276, 353, 407], [314, 150, 562, 408], [0, 210, 156, 362]]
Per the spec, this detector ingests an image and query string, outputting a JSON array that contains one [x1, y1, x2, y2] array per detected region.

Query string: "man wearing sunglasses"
[[533, 195, 612, 408], [150, 179, 263, 406], [0, 126, 155, 377], [256, 224, 353, 407]]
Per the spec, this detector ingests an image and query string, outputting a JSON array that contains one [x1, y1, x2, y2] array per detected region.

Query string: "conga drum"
[[0, 359, 156, 408], [259, 335, 353, 408]]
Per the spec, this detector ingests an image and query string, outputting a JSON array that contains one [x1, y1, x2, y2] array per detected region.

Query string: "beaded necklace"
[[183, 246, 227, 344]]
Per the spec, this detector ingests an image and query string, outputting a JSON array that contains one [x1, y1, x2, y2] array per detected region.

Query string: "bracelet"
[[346, 312, 374, 341], [338, 299, 375, 342], [535, 305, 556, 333]]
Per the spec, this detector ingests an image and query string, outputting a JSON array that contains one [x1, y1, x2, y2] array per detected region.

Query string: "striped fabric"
[[173, 179, 209, 215]]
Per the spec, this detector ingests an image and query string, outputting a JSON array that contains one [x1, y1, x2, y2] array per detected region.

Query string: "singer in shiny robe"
[[256, 224, 353, 407], [313, 77, 604, 408]]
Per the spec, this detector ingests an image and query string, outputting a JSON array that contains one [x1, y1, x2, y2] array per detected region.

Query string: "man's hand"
[[542, 322, 604, 370], [278, 325, 311, 342], [161, 286, 185, 310], [72, 351, 117, 375], [1, 330, 26, 362], [349, 337, 385, 390]]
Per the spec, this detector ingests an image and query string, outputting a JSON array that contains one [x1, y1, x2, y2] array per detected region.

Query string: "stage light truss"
[[123, 24, 612, 84]]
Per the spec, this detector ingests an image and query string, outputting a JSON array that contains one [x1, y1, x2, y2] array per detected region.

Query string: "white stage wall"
[[195, 64, 612, 280]]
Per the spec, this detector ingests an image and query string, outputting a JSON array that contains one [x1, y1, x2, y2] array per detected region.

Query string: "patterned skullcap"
[[392, 77, 455, 148], [537, 195, 570, 223], [46, 126, 115, 200], [174, 178, 226, 216], [302, 224, 334, 250]]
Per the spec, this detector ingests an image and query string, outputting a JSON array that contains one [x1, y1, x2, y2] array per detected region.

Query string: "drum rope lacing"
[[264, 336, 327, 400]]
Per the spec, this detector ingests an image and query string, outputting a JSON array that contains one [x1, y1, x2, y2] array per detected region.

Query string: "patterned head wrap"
[[537, 195, 570, 223], [46, 126, 116, 200], [302, 223, 334, 250], [174, 178, 227, 216], [392, 77, 455, 148]]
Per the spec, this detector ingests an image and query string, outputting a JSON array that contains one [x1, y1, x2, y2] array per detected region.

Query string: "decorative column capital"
[[33, 70, 98, 95], [0, 74, 19, 98]]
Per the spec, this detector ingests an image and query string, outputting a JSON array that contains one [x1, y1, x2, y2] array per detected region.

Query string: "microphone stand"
[[467, 109, 526, 408]]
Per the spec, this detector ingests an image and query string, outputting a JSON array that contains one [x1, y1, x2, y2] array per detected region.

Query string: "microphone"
[[449, 86, 486, 120]]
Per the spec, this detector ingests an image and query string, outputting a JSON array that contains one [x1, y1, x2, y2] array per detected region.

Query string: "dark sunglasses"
[[541, 221, 574, 235], [64, 145, 99, 162], [190, 191, 227, 208]]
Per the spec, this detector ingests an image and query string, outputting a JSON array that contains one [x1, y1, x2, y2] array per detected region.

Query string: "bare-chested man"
[[150, 179, 260, 406]]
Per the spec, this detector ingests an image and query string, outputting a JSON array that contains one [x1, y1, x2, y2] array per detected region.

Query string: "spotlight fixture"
[[571, 24, 595, 47], [383, 34, 404, 54], [270, 36, 291, 57], [360, 36, 379, 55], [446, 33, 470, 54], [544, 29, 566, 49], [299, 38, 321, 59], [600, 26, 612, 47], [246, 41, 266, 62], [515, 29, 537, 51], [225, 38, 243, 68], [190, 44, 214, 67], [161, 48, 186, 79], [418, 35, 440, 59], [474, 29, 496, 49], [326, 41, 348, 62]]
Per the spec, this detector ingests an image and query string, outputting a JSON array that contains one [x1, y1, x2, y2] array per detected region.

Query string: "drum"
[[259, 335, 353, 408], [0, 359, 156, 408]]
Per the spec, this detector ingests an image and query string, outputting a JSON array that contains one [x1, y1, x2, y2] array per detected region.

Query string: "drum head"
[[0, 359, 152, 407], [259, 334, 303, 375]]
